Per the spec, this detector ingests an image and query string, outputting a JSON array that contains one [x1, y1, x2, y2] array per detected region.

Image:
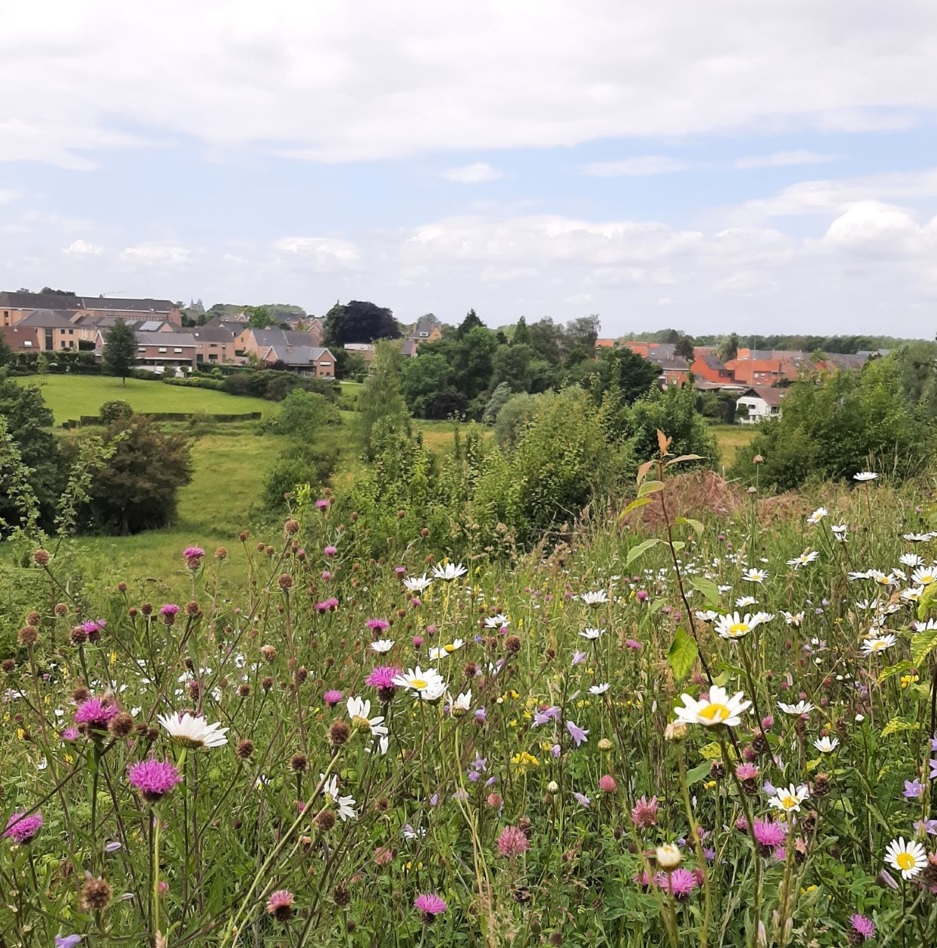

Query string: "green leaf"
[[690, 577, 720, 607], [911, 629, 937, 668], [698, 741, 722, 760], [670, 541, 685, 553], [679, 517, 705, 536], [881, 716, 921, 738], [917, 583, 937, 622], [619, 496, 653, 519], [877, 660, 914, 684], [667, 626, 698, 682], [638, 479, 665, 498], [685, 760, 712, 785], [666, 454, 703, 467], [626, 538, 660, 567]]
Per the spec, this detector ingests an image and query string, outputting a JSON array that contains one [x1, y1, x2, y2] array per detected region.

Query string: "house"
[[308, 317, 324, 347], [691, 351, 735, 384], [343, 342, 376, 363], [594, 338, 617, 351], [736, 386, 786, 424], [14, 309, 98, 351], [658, 358, 691, 387], [191, 325, 242, 365], [259, 342, 335, 377], [623, 341, 677, 364], [400, 313, 442, 357], [0, 291, 181, 327], [134, 331, 198, 370], [725, 358, 787, 387], [1, 324, 41, 354]]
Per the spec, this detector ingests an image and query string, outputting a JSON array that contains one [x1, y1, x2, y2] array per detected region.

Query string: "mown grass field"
[[14, 374, 273, 423], [711, 422, 756, 468]]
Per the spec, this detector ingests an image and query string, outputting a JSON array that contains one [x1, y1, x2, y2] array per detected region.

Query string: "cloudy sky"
[[3, 0, 937, 337]]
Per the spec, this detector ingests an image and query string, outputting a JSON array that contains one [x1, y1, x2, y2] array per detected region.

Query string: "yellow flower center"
[[729, 623, 749, 637], [782, 795, 796, 809], [351, 715, 371, 731], [699, 703, 730, 723], [871, 641, 886, 651], [444, 644, 456, 653], [410, 679, 428, 690], [896, 852, 915, 871]]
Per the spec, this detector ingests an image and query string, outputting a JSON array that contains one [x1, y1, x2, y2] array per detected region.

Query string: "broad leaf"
[[685, 760, 712, 785], [690, 577, 721, 607], [911, 629, 937, 668], [626, 538, 660, 567], [667, 626, 698, 682]]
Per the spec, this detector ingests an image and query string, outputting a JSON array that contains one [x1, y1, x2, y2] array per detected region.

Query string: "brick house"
[[134, 331, 198, 370], [691, 351, 735, 384], [13, 309, 98, 351], [0, 291, 181, 327], [191, 325, 242, 365]]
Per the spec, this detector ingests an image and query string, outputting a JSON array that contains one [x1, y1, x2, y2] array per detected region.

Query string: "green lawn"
[[14, 374, 273, 425], [711, 423, 756, 468]]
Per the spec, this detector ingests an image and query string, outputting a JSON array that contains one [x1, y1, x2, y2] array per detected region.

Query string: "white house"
[[736, 386, 785, 424]]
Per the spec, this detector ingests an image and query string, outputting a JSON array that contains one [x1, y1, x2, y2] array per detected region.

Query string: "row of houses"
[[0, 294, 337, 378]]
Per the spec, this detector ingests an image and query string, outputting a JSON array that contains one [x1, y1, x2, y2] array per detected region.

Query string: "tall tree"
[[324, 301, 400, 347], [512, 316, 532, 345], [102, 321, 138, 385], [456, 308, 484, 338], [674, 334, 695, 361], [358, 341, 409, 458], [718, 332, 739, 363]]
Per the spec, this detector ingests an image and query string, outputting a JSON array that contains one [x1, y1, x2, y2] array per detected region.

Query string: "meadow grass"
[[14, 374, 273, 424], [711, 422, 756, 469], [3, 469, 936, 946]]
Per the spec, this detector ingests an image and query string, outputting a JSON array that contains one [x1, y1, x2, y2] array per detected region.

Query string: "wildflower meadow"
[[2, 439, 937, 947]]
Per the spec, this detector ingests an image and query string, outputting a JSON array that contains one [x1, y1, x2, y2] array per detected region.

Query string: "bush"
[[263, 445, 339, 510], [732, 356, 937, 490], [99, 400, 134, 424]]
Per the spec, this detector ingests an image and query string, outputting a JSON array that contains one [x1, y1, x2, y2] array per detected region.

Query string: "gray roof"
[[0, 291, 176, 313], [16, 308, 79, 328], [738, 386, 786, 406], [192, 325, 240, 343], [263, 343, 329, 365], [250, 328, 315, 349], [135, 331, 197, 347]]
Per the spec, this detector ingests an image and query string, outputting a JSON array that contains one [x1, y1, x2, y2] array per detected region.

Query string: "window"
[[158, 347, 167, 353], [24, 340, 32, 347], [174, 348, 183, 353], [319, 361, 332, 366]]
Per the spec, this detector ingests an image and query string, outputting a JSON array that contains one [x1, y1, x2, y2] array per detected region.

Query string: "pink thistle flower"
[[849, 913, 875, 941], [61, 727, 79, 742], [412, 636, 424, 648], [323, 690, 343, 708], [81, 619, 106, 637], [414, 893, 447, 920], [752, 818, 787, 855], [315, 499, 329, 510], [323, 546, 337, 557], [497, 825, 530, 857], [4, 811, 43, 844], [267, 889, 295, 921], [159, 604, 179, 617], [633, 869, 653, 889], [736, 763, 760, 781], [599, 774, 617, 793], [374, 845, 394, 865], [625, 639, 642, 650], [127, 759, 182, 804], [183, 547, 205, 559], [655, 868, 699, 900], [367, 619, 391, 633], [75, 698, 119, 730], [630, 795, 659, 828], [365, 666, 400, 689]]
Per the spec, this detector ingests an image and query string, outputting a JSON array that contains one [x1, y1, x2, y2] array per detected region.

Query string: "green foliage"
[[493, 391, 543, 449], [733, 355, 937, 490], [262, 389, 339, 439], [893, 340, 937, 418], [588, 347, 661, 408], [263, 445, 338, 510], [99, 400, 134, 424], [617, 385, 718, 467], [69, 416, 194, 534], [358, 340, 410, 458], [102, 320, 138, 384], [323, 300, 400, 347], [481, 382, 513, 426], [0, 376, 59, 531]]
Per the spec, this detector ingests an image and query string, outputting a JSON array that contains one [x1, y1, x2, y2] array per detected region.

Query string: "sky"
[[2, 1, 937, 338]]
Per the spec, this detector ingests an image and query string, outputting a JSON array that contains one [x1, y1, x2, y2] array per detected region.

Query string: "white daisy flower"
[[813, 736, 839, 753], [403, 573, 432, 593], [735, 595, 758, 608], [695, 610, 719, 622], [392, 666, 446, 698], [578, 590, 610, 605], [787, 551, 819, 569], [861, 633, 897, 655], [900, 553, 924, 568], [428, 639, 465, 660], [673, 685, 751, 728], [322, 775, 357, 821], [903, 532, 933, 543], [778, 700, 814, 716], [854, 471, 878, 482], [768, 784, 809, 814], [715, 612, 757, 640], [911, 566, 936, 586], [589, 683, 610, 695], [157, 711, 229, 749], [806, 507, 828, 525], [448, 690, 472, 715], [741, 568, 767, 584], [781, 611, 805, 627], [884, 837, 927, 880], [830, 524, 848, 541], [346, 696, 388, 738], [431, 562, 467, 581], [579, 627, 605, 641], [484, 613, 509, 628], [370, 639, 395, 653]]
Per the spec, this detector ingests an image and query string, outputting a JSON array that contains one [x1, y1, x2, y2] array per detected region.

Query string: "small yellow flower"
[[900, 674, 919, 688], [16, 727, 25, 740]]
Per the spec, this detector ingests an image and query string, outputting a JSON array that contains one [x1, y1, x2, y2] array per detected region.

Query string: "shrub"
[[263, 445, 339, 511], [99, 400, 134, 424]]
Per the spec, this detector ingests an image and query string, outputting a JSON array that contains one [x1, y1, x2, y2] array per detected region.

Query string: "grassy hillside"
[[13, 374, 273, 423]]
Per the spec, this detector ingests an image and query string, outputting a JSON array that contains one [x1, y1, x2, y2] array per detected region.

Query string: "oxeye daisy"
[[735, 595, 758, 608], [807, 507, 828, 525], [767, 783, 809, 814], [813, 736, 840, 753], [911, 566, 936, 586], [370, 639, 395, 653], [854, 471, 878, 482], [392, 666, 446, 698], [715, 612, 756, 640], [346, 696, 388, 738], [861, 633, 897, 655], [579, 627, 605, 641], [787, 551, 819, 569], [741, 568, 767, 584], [403, 574, 432, 593], [431, 562, 467, 581], [778, 700, 814, 716], [578, 590, 609, 605], [157, 711, 229, 749], [674, 685, 751, 728], [884, 837, 927, 879], [589, 682, 610, 695]]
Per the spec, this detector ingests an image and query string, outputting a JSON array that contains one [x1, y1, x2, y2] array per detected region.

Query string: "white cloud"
[[0, 189, 20, 205], [3, 2, 937, 165], [442, 162, 501, 184], [64, 239, 103, 256], [272, 237, 361, 271], [580, 156, 692, 177], [119, 243, 192, 266], [734, 150, 839, 169]]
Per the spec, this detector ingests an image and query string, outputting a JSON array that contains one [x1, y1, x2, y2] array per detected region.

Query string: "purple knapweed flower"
[[365, 666, 400, 689], [160, 603, 179, 617], [625, 639, 642, 650], [323, 546, 337, 557], [655, 868, 699, 900], [267, 889, 295, 921], [61, 727, 79, 742], [850, 914, 875, 941], [81, 620, 105, 636], [414, 893, 447, 920], [753, 819, 787, 854], [75, 698, 119, 730], [323, 690, 343, 708], [315, 499, 329, 510], [127, 759, 182, 804], [4, 811, 43, 844], [367, 619, 391, 633]]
